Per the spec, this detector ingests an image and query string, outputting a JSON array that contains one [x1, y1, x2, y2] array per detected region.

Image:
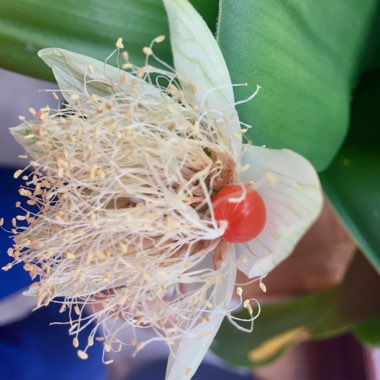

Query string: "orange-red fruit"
[[212, 184, 266, 243]]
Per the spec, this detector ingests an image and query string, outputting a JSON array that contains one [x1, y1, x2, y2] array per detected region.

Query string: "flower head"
[[5, 0, 322, 378]]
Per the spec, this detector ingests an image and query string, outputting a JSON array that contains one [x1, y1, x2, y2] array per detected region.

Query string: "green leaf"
[[217, 0, 380, 171], [213, 253, 380, 367], [321, 70, 380, 271], [354, 315, 380, 347], [359, 5, 380, 72], [213, 287, 342, 367], [192, 0, 219, 35], [0, 0, 217, 81]]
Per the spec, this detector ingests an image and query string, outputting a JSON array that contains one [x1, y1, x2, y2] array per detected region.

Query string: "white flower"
[[6, 0, 322, 379]]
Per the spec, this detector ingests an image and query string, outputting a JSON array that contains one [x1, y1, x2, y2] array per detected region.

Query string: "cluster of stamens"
[[1, 37, 261, 361]]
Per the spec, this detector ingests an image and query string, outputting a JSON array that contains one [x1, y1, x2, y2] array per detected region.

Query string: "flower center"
[[7, 76, 237, 357]]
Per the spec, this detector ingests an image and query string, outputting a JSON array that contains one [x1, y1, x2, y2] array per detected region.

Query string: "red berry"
[[212, 184, 266, 243]]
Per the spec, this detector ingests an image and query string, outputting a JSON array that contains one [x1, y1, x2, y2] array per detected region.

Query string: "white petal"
[[38, 48, 162, 104], [165, 245, 236, 380], [163, 0, 241, 159], [236, 145, 323, 278], [9, 122, 44, 159], [0, 290, 36, 326]]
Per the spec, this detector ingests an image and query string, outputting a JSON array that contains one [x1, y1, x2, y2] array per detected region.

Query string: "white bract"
[[5, 0, 322, 379]]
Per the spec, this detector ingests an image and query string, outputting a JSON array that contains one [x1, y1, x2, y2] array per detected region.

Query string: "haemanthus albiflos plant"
[[2, 0, 323, 379]]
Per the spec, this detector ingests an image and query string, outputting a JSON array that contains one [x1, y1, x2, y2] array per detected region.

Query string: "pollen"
[[240, 164, 250, 173], [259, 279, 267, 293], [28, 107, 37, 116], [2, 263, 12, 271], [142, 46, 153, 56], [77, 350, 88, 360], [8, 42, 240, 360], [13, 169, 23, 179], [115, 37, 124, 49], [266, 172, 277, 186], [154, 35, 166, 43]]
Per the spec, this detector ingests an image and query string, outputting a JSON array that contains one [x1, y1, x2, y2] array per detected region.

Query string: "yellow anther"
[[154, 35, 166, 43], [77, 350, 88, 360], [143, 47, 153, 56], [115, 37, 124, 49], [13, 169, 23, 179]]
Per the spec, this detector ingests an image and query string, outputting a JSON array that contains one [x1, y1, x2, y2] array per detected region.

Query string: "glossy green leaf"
[[321, 70, 380, 270], [0, 0, 217, 81], [213, 253, 380, 367], [217, 0, 380, 171], [359, 5, 380, 72]]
